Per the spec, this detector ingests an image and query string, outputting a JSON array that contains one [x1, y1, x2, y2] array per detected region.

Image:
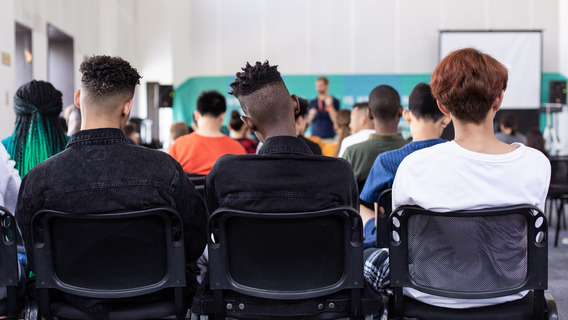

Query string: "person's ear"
[[437, 101, 451, 116], [193, 109, 200, 122], [291, 94, 300, 115], [74, 90, 81, 108], [402, 109, 412, 125], [367, 108, 374, 120], [122, 99, 133, 117], [241, 115, 257, 135], [398, 105, 403, 117], [440, 114, 451, 129], [493, 91, 505, 111]]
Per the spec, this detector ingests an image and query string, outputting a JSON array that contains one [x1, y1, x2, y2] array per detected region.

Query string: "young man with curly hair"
[[16, 55, 208, 316]]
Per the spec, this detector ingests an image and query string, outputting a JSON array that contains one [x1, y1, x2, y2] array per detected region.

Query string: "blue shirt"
[[360, 139, 447, 203], [309, 97, 340, 139]]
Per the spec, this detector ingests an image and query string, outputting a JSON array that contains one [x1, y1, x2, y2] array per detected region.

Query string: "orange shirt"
[[169, 132, 246, 175]]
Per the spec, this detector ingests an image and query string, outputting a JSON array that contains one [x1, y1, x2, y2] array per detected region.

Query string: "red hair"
[[431, 48, 508, 124]]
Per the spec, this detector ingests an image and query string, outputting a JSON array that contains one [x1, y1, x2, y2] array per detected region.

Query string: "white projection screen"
[[440, 31, 542, 109]]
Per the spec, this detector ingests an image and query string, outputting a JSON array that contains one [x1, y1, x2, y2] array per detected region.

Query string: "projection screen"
[[439, 30, 542, 109]]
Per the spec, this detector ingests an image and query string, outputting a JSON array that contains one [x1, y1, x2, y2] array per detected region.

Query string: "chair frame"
[[388, 204, 550, 320], [207, 206, 365, 319], [0, 206, 20, 319], [375, 188, 392, 249], [31, 207, 187, 320]]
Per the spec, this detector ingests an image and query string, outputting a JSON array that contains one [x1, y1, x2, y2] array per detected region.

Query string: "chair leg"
[[39, 289, 51, 320], [213, 290, 224, 320], [174, 287, 184, 320]]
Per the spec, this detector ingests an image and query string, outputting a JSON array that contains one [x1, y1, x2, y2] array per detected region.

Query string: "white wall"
[[184, 0, 560, 77], [1, 0, 567, 139]]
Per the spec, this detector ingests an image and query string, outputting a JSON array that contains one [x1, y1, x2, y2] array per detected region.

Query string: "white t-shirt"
[[392, 141, 551, 309], [338, 129, 375, 158], [0, 145, 20, 214]]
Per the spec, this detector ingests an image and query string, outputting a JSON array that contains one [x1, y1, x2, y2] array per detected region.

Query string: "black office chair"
[[187, 173, 206, 198], [388, 205, 557, 320], [0, 206, 21, 319], [547, 156, 568, 247], [30, 207, 187, 320], [192, 206, 381, 319], [375, 189, 392, 249]]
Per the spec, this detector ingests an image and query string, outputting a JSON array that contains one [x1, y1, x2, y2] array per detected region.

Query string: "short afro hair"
[[197, 91, 226, 117], [229, 61, 283, 97], [79, 55, 141, 100]]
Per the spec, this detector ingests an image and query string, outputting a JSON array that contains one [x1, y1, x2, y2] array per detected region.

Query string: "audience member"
[[495, 111, 526, 144], [169, 91, 246, 174], [123, 120, 141, 145], [364, 48, 551, 309], [360, 83, 450, 245], [361, 83, 450, 205], [2, 80, 68, 177], [169, 121, 192, 147], [296, 98, 323, 155], [208, 60, 358, 214], [338, 102, 374, 157], [526, 127, 548, 157], [342, 85, 408, 223], [227, 110, 258, 154], [16, 55, 208, 315], [307, 76, 340, 139], [322, 109, 351, 157]]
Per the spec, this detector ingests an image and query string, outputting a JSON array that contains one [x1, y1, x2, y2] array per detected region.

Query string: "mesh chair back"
[[32, 208, 186, 299], [208, 206, 364, 300], [390, 205, 547, 299]]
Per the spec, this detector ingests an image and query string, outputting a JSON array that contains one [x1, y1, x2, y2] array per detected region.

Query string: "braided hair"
[[7, 80, 68, 177]]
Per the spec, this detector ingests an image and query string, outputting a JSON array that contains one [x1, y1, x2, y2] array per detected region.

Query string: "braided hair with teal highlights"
[[7, 80, 68, 177]]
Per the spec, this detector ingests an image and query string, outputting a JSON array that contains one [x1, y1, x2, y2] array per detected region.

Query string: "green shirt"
[[342, 133, 409, 186]]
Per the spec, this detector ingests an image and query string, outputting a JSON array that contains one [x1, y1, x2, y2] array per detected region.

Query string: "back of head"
[[499, 111, 518, 134], [229, 110, 244, 131], [296, 98, 309, 121], [197, 91, 226, 117], [170, 121, 191, 141], [229, 61, 292, 128], [368, 85, 401, 122], [526, 128, 547, 157], [79, 55, 141, 114], [409, 83, 444, 122], [8, 80, 67, 177], [336, 109, 351, 129], [431, 48, 508, 124]]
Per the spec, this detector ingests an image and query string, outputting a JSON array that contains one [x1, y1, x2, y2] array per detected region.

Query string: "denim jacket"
[[205, 135, 359, 214], [16, 128, 208, 271]]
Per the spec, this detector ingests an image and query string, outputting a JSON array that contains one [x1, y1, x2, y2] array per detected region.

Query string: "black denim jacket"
[[205, 135, 359, 214], [16, 128, 208, 271]]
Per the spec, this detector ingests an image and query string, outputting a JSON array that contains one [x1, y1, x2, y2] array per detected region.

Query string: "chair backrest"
[[376, 188, 392, 248], [549, 156, 568, 187], [0, 206, 18, 290], [186, 173, 206, 198], [0, 206, 19, 318], [208, 206, 364, 300], [389, 205, 547, 299], [31, 207, 186, 299]]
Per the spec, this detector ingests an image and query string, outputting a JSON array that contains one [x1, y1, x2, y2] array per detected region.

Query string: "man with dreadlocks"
[[16, 55, 207, 316], [2, 80, 69, 177]]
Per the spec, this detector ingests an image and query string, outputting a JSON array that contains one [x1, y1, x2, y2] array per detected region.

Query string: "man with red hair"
[[364, 48, 550, 309]]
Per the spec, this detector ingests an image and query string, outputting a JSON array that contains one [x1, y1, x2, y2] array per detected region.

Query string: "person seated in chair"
[[16, 55, 208, 316], [360, 83, 450, 247], [169, 91, 246, 175], [206, 61, 358, 215], [364, 48, 550, 308]]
